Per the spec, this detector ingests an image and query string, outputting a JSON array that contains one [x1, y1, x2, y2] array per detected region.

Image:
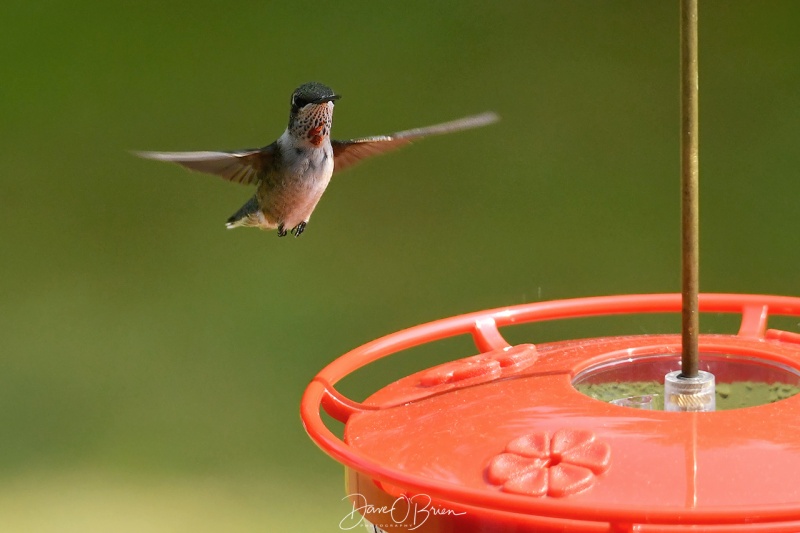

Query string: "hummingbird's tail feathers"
[[330, 111, 499, 173], [133, 145, 276, 186], [225, 196, 264, 229]]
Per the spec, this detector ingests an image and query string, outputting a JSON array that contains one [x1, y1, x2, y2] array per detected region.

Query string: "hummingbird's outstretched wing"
[[133, 144, 276, 185], [330, 111, 499, 173]]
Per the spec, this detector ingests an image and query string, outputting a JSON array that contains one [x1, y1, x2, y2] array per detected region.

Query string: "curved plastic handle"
[[304, 316, 512, 423], [302, 293, 800, 438]]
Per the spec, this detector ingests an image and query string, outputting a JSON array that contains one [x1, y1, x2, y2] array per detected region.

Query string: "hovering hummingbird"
[[136, 82, 498, 237]]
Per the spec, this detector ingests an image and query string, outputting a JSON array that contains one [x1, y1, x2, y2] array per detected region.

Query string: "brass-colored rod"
[[680, 0, 700, 378]]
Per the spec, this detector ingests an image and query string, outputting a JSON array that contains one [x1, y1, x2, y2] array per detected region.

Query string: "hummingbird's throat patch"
[[304, 104, 332, 146], [307, 123, 326, 146]]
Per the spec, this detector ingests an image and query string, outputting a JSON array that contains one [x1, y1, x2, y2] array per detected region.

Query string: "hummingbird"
[[136, 82, 498, 237]]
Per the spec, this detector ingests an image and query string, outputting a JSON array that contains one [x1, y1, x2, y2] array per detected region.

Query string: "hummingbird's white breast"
[[261, 127, 334, 230]]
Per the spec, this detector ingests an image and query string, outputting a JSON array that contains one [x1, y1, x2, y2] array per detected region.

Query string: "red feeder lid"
[[302, 294, 800, 532]]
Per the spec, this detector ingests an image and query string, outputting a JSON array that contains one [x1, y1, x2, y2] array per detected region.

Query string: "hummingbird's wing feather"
[[331, 112, 499, 173], [134, 145, 275, 185]]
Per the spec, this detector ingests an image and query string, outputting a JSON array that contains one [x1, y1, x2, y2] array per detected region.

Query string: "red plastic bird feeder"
[[302, 293, 800, 532]]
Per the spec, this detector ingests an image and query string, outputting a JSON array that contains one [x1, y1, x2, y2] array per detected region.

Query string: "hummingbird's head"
[[288, 82, 340, 147]]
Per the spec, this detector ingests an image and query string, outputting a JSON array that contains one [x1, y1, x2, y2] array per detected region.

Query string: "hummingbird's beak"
[[314, 94, 341, 104]]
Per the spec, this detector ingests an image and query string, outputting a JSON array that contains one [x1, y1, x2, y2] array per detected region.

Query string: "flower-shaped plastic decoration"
[[418, 344, 537, 387], [487, 429, 611, 498]]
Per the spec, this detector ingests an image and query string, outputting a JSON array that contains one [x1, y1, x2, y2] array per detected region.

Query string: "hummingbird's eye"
[[292, 95, 310, 109]]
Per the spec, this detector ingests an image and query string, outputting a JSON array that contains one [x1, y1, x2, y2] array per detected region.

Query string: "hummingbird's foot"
[[277, 224, 288, 237], [292, 221, 307, 237]]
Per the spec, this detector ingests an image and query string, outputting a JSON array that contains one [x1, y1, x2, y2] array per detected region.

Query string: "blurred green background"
[[2, 1, 800, 531]]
